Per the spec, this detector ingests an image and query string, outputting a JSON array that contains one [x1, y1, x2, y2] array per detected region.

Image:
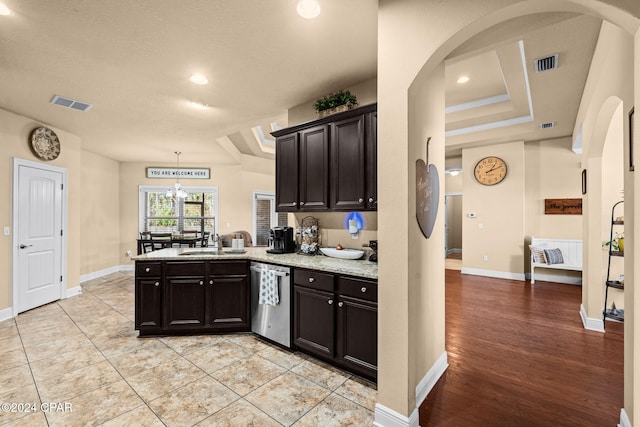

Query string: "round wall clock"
[[30, 126, 61, 161], [474, 156, 507, 186]]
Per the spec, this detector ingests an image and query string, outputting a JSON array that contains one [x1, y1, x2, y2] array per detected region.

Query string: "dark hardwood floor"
[[419, 270, 624, 427]]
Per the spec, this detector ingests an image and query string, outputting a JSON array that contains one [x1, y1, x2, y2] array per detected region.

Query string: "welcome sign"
[[146, 167, 210, 179]]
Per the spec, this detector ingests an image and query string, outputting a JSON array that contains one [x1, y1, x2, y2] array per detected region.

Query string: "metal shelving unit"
[[603, 200, 624, 326]]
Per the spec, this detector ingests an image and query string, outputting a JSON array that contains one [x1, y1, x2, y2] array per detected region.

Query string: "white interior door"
[[14, 160, 64, 313]]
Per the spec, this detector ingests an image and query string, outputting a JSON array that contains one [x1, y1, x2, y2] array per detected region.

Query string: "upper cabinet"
[[272, 103, 377, 212]]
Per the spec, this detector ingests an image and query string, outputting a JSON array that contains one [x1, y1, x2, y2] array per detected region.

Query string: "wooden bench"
[[530, 237, 583, 284]]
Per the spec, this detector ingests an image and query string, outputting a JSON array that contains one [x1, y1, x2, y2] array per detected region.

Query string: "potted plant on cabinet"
[[313, 90, 358, 117]]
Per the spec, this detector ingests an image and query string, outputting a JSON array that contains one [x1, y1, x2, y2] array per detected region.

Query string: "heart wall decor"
[[415, 138, 440, 239]]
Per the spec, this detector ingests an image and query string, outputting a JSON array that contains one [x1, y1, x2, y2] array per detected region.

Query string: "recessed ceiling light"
[[297, 0, 320, 19], [457, 76, 470, 84], [190, 101, 208, 110], [189, 74, 208, 85], [0, 3, 11, 15]]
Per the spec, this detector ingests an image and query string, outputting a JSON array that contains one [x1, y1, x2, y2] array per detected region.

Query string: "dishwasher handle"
[[250, 266, 290, 277]]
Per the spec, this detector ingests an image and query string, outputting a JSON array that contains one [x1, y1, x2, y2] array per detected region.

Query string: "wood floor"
[[419, 270, 624, 426]]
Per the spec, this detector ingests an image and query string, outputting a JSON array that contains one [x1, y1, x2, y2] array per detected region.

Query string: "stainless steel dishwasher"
[[250, 262, 291, 348]]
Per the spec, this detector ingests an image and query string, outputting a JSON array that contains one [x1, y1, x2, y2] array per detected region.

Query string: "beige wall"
[[378, 0, 639, 422], [462, 141, 526, 276], [446, 195, 463, 251], [80, 151, 120, 275], [0, 107, 82, 311], [118, 157, 275, 265]]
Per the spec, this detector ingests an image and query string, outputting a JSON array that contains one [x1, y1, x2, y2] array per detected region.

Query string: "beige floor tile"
[[211, 354, 286, 396], [109, 340, 179, 377], [226, 334, 273, 353], [0, 347, 29, 370], [29, 345, 106, 381], [293, 393, 374, 426], [101, 404, 165, 427], [257, 344, 307, 370], [184, 340, 253, 374], [22, 335, 95, 363], [0, 335, 24, 355], [3, 407, 47, 426], [94, 334, 161, 358], [0, 383, 41, 426], [125, 357, 207, 401], [160, 334, 226, 355], [245, 371, 330, 426], [334, 377, 378, 410], [36, 360, 122, 402], [44, 379, 143, 427], [290, 358, 351, 391], [196, 399, 281, 427], [149, 376, 240, 426], [18, 322, 81, 345], [0, 322, 18, 339], [0, 318, 16, 330], [0, 364, 35, 394]]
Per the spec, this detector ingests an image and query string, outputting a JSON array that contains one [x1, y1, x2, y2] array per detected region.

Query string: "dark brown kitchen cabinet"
[[134, 260, 250, 336], [272, 103, 377, 212], [292, 268, 377, 381]]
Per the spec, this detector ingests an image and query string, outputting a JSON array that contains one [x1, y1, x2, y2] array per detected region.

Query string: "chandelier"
[[166, 151, 188, 199]]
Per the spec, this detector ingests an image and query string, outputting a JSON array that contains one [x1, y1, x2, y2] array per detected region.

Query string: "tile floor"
[[0, 271, 377, 426]]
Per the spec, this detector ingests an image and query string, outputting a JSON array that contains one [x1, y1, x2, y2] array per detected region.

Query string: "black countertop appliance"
[[266, 226, 296, 254]]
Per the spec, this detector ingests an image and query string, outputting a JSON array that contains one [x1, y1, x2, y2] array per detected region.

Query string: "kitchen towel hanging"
[[259, 269, 279, 306]]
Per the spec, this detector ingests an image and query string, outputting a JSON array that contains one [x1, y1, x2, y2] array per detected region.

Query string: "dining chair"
[[150, 232, 172, 250]]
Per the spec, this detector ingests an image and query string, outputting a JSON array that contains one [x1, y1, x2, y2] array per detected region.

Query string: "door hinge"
[[60, 229, 63, 236], [60, 275, 63, 282], [61, 183, 64, 190]]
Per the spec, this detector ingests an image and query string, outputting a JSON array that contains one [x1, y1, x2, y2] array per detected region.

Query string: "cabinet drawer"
[[136, 262, 162, 277], [210, 261, 248, 276], [165, 261, 205, 277], [294, 269, 334, 292], [337, 276, 377, 302]]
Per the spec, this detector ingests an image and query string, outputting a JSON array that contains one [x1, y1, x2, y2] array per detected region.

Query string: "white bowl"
[[319, 247, 364, 260]]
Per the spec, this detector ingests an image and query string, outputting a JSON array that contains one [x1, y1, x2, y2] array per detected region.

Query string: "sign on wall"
[[146, 167, 210, 179], [544, 198, 582, 215]]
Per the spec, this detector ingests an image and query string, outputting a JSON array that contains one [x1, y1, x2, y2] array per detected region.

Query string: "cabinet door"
[[293, 285, 335, 358], [164, 277, 206, 329], [336, 295, 377, 380], [365, 112, 377, 210], [330, 114, 366, 210], [208, 276, 250, 330], [275, 132, 299, 211], [299, 125, 329, 210], [135, 279, 162, 330]]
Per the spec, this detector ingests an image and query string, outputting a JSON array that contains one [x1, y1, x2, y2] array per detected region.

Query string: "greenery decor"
[[313, 90, 358, 116]]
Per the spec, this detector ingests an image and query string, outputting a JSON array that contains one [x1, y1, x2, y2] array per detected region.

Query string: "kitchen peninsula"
[[133, 246, 379, 380]]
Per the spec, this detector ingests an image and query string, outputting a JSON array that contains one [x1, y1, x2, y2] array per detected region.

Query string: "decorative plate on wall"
[[29, 126, 61, 161]]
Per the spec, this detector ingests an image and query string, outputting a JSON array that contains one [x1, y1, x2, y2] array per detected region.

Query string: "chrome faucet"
[[214, 234, 222, 253]]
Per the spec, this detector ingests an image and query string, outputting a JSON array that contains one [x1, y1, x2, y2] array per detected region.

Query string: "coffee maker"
[[266, 227, 296, 254]]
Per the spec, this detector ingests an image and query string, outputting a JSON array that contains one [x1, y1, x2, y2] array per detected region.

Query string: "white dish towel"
[[258, 269, 279, 306]]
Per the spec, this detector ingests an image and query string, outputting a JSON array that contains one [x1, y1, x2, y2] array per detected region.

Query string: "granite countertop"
[[132, 247, 378, 280]]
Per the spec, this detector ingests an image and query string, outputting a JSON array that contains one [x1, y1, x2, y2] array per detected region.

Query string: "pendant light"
[[166, 151, 188, 199]]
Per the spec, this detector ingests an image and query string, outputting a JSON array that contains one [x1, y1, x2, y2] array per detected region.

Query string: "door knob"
[[19, 244, 33, 249]]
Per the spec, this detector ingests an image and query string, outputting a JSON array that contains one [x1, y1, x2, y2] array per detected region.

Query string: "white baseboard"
[[580, 304, 604, 333], [65, 286, 82, 298], [120, 264, 135, 272], [461, 268, 525, 282], [525, 272, 582, 285], [0, 307, 13, 323], [619, 408, 631, 427], [374, 404, 419, 427], [415, 351, 448, 406], [80, 265, 123, 283]]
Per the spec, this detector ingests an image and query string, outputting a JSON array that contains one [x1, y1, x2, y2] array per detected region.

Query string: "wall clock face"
[[30, 126, 61, 161], [474, 156, 507, 186]]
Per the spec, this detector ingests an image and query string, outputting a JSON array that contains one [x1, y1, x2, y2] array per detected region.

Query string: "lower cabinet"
[[293, 268, 378, 381], [135, 260, 249, 336]]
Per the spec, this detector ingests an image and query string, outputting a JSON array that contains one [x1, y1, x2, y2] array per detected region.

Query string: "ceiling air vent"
[[540, 122, 555, 129], [50, 95, 93, 112], [534, 54, 558, 73]]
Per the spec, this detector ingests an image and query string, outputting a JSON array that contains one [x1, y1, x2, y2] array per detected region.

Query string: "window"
[[252, 191, 288, 246], [139, 186, 218, 235]]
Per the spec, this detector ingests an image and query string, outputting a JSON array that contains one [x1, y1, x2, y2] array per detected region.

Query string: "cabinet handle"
[[358, 198, 364, 203], [309, 277, 315, 283], [338, 302, 344, 307], [328, 299, 333, 305], [145, 267, 150, 273], [199, 281, 204, 285], [154, 282, 159, 287], [209, 280, 214, 285], [361, 287, 367, 293], [292, 202, 297, 207], [300, 201, 305, 206], [368, 197, 374, 203]]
